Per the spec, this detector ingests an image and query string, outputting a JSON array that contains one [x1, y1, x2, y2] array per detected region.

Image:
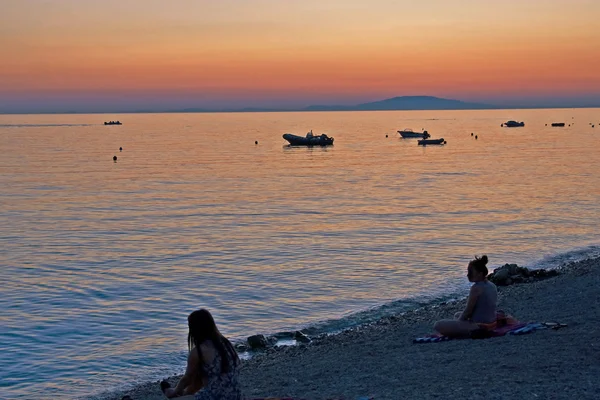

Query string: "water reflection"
[[0, 109, 599, 399]]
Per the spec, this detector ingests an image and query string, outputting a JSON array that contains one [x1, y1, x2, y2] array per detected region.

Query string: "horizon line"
[[2, 104, 600, 116]]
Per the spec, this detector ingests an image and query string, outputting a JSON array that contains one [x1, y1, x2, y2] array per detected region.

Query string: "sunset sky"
[[1, 0, 600, 112]]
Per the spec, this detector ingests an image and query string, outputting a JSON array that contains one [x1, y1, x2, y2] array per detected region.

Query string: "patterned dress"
[[194, 339, 242, 400]]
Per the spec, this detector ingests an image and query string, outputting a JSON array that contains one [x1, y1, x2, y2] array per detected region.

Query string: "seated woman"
[[434, 255, 497, 338], [162, 309, 242, 400]]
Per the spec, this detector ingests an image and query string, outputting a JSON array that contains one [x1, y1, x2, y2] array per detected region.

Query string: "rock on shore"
[[488, 263, 560, 286]]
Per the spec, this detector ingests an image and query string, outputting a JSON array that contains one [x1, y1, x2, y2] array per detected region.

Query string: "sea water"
[[1, 109, 599, 399]]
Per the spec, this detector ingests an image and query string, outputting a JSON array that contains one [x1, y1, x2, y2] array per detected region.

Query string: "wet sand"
[[91, 257, 600, 400]]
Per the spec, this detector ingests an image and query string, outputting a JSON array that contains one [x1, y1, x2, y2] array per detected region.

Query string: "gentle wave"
[[1, 109, 599, 399]]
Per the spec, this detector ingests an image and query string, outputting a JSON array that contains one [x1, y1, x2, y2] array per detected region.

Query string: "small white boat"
[[398, 129, 430, 139], [418, 138, 446, 146]]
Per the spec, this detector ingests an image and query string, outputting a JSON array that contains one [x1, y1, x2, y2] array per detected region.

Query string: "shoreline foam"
[[90, 256, 600, 400]]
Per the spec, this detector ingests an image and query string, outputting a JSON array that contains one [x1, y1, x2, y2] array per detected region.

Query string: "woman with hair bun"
[[434, 255, 498, 338]]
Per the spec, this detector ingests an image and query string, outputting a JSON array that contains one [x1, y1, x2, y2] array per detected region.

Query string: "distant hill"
[[171, 96, 491, 113], [0, 95, 501, 114], [356, 96, 491, 110], [4, 95, 600, 114], [306, 96, 490, 111]]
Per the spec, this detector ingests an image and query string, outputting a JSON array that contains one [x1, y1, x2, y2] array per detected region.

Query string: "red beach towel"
[[414, 311, 526, 343]]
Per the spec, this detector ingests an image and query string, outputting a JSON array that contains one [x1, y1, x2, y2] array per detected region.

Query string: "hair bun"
[[480, 255, 488, 265]]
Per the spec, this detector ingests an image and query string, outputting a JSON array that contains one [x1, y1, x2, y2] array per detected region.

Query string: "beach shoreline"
[[89, 257, 600, 400]]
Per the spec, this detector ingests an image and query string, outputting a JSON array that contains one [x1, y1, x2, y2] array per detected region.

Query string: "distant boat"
[[502, 121, 525, 127], [551, 122, 565, 127], [418, 138, 446, 146], [398, 129, 430, 139], [283, 130, 334, 146], [104, 121, 122, 125]]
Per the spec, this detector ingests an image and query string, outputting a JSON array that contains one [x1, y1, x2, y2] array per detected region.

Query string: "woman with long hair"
[[434, 255, 498, 338], [162, 309, 242, 400]]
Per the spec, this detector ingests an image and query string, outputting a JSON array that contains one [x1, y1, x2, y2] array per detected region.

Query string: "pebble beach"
[[94, 257, 600, 400]]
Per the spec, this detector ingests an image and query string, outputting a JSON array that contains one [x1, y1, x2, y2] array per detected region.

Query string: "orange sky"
[[1, 0, 599, 111]]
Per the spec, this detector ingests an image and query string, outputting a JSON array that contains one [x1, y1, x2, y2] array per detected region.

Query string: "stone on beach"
[[488, 263, 560, 286], [294, 331, 312, 343], [247, 334, 270, 349]]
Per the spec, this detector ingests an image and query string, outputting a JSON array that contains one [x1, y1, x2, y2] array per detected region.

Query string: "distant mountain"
[[4, 94, 600, 114], [355, 96, 491, 110], [0, 95, 499, 114], [172, 96, 491, 113], [303, 96, 490, 112]]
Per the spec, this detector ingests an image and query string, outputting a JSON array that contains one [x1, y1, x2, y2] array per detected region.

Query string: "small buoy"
[[471, 133, 474, 136], [545, 124, 547, 126], [255, 140, 258, 145], [475, 135, 478, 139], [119, 147, 122, 152], [385, 134, 388, 138], [500, 124, 503, 127], [569, 124, 571, 127], [113, 155, 117, 162]]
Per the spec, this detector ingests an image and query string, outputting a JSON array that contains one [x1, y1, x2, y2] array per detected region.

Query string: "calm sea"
[[1, 109, 599, 399]]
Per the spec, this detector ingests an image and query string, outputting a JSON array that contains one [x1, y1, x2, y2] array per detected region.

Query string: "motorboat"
[[104, 121, 122, 125], [551, 122, 565, 127], [418, 138, 446, 146], [502, 120, 525, 127], [398, 129, 430, 139], [283, 130, 334, 146]]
